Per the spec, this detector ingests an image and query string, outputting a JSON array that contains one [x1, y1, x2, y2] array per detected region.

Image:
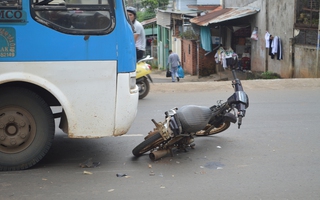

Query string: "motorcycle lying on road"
[[136, 56, 153, 99], [132, 70, 249, 160]]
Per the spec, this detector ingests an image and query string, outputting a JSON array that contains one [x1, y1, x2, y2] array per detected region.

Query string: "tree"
[[136, 0, 169, 22], [137, 11, 155, 22], [141, 0, 169, 13]]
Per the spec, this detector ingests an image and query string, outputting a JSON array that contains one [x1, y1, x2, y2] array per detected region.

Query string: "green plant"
[[141, 0, 169, 11], [260, 71, 281, 79], [137, 11, 155, 22], [180, 30, 199, 40]]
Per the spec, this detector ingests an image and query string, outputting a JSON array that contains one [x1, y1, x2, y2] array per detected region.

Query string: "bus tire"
[[0, 87, 55, 171]]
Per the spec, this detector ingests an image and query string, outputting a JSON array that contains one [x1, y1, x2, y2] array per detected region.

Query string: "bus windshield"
[[31, 0, 114, 35]]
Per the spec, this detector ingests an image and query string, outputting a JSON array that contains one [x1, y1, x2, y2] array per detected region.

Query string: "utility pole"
[[265, 0, 269, 73], [220, 0, 225, 8], [317, 4, 320, 77]]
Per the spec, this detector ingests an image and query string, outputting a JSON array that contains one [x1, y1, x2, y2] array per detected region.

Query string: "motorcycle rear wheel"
[[132, 131, 164, 157], [137, 78, 150, 99], [196, 121, 231, 136]]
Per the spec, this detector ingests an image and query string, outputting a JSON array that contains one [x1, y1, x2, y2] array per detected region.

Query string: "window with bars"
[[294, 0, 319, 46]]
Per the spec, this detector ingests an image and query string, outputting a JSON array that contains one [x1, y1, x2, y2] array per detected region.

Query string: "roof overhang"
[[141, 18, 157, 26], [187, 4, 220, 11], [190, 6, 260, 26], [158, 9, 200, 17]]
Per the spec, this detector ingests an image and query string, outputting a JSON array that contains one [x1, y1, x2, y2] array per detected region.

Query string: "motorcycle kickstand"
[[170, 149, 174, 157]]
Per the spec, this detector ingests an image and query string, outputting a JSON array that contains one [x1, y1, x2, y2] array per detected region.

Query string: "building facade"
[[157, 0, 320, 78]]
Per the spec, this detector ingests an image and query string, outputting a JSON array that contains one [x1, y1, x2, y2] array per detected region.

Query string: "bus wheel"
[[0, 87, 55, 171]]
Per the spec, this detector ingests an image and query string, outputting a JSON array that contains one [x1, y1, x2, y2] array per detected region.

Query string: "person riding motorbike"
[[127, 7, 151, 99], [127, 7, 146, 61], [136, 56, 153, 99]]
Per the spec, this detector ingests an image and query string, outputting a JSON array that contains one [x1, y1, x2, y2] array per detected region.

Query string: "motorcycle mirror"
[[137, 56, 154, 63]]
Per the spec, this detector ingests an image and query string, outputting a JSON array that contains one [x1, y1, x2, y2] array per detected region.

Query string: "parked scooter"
[[136, 56, 153, 99], [132, 70, 249, 160]]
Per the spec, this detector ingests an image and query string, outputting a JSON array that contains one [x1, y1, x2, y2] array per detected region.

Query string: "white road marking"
[[122, 134, 144, 137]]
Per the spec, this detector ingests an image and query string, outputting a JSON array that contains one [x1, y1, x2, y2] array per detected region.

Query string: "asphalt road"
[[1, 78, 320, 200]]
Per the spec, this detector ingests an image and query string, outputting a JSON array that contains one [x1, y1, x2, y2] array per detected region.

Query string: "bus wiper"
[[36, 0, 54, 5]]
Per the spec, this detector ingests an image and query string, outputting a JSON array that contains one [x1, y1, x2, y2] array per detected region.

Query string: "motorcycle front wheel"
[[132, 131, 164, 157], [136, 77, 150, 99]]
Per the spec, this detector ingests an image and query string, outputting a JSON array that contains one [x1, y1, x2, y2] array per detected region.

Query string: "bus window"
[[66, 0, 109, 4], [0, 0, 21, 7], [31, 0, 114, 34]]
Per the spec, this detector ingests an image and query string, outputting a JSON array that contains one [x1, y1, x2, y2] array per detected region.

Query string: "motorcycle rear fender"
[[136, 62, 151, 79]]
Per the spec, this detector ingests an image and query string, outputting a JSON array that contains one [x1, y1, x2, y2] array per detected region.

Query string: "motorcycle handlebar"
[[210, 70, 248, 129], [137, 55, 154, 63], [238, 116, 242, 129], [230, 70, 248, 129], [232, 70, 238, 80]]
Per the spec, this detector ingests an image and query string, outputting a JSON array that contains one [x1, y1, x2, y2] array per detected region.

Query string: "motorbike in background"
[[132, 70, 249, 160], [136, 56, 153, 99]]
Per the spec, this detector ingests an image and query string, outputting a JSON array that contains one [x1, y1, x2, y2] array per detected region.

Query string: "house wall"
[[172, 36, 182, 60], [175, 0, 197, 11], [172, 21, 182, 60], [224, 0, 257, 7], [157, 25, 170, 70], [181, 39, 217, 76], [198, 48, 217, 76], [181, 39, 197, 75], [224, 0, 319, 78], [197, 0, 220, 4], [266, 1, 295, 78], [294, 45, 320, 78], [248, 0, 266, 73]]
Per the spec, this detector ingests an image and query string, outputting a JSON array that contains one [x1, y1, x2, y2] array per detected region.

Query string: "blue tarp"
[[200, 26, 212, 52]]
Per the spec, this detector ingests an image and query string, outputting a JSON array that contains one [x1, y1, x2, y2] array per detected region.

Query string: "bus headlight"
[[129, 72, 136, 90]]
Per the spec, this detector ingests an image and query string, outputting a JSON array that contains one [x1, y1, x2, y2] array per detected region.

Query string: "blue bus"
[[0, 0, 138, 170]]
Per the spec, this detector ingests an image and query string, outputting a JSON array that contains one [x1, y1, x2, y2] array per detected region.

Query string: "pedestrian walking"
[[167, 50, 181, 82]]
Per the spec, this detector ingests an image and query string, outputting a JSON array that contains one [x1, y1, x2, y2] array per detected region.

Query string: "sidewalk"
[[151, 69, 250, 82], [149, 69, 320, 93]]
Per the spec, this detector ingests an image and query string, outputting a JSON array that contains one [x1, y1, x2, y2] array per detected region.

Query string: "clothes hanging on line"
[[268, 36, 274, 59], [277, 37, 283, 60], [269, 35, 282, 60], [214, 47, 238, 69], [271, 36, 279, 55], [265, 32, 270, 48], [215, 47, 227, 69]]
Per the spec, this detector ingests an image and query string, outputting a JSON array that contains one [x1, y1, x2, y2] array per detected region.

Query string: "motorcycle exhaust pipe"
[[149, 149, 171, 161]]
